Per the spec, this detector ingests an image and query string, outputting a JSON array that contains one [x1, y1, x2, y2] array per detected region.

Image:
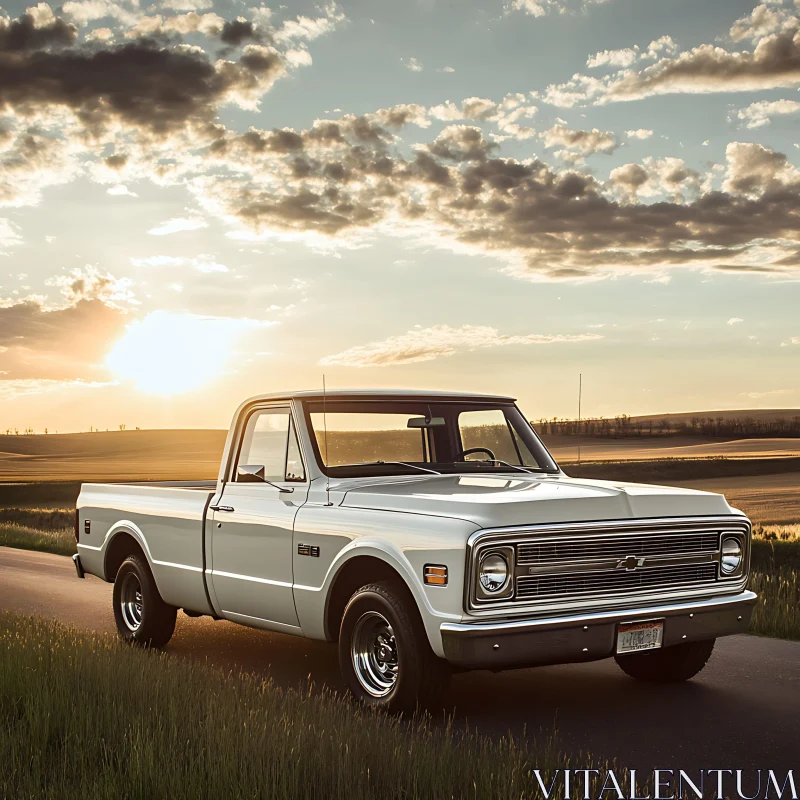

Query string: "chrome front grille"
[[516, 563, 718, 600], [466, 516, 751, 612], [517, 532, 719, 566]]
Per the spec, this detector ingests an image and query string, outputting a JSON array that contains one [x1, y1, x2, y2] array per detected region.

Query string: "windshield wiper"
[[455, 459, 547, 475], [490, 460, 545, 475], [343, 461, 442, 475]]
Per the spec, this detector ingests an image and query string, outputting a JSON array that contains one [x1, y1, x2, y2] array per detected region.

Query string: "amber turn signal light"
[[423, 564, 448, 586]]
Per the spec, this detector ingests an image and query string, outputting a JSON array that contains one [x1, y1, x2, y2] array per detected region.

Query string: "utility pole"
[[577, 373, 582, 466]]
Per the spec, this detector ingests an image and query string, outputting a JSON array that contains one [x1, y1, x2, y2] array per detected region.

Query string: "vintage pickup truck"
[[74, 390, 756, 711]]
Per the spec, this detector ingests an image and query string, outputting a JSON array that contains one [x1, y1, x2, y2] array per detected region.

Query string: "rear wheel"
[[112, 554, 177, 648], [338, 581, 450, 713], [615, 639, 715, 683]]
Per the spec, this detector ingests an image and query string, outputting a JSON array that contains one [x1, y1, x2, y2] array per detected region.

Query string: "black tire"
[[112, 554, 177, 648], [615, 638, 715, 683], [338, 581, 450, 713]]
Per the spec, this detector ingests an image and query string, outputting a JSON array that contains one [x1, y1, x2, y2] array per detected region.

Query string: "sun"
[[106, 311, 268, 396]]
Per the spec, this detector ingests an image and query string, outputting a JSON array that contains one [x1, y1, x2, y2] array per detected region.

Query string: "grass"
[[0, 508, 75, 557], [0, 523, 75, 557], [0, 612, 593, 800]]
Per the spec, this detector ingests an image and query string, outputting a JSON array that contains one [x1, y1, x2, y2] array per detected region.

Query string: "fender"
[[299, 537, 462, 656], [100, 521, 160, 586]]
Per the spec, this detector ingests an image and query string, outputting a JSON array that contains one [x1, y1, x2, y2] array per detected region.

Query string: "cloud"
[[0, 127, 82, 208], [735, 98, 800, 128], [107, 184, 137, 196], [192, 115, 800, 281], [0, 297, 128, 380], [587, 47, 639, 69], [727, 317, 744, 325], [541, 17, 800, 107], [610, 156, 703, 201], [729, 2, 797, 42], [147, 217, 208, 235], [44, 265, 136, 308], [0, 217, 22, 250], [626, 128, 653, 139], [781, 336, 800, 346], [606, 26, 800, 103], [320, 324, 603, 367], [131, 254, 228, 272], [438, 66, 455, 73], [0, 3, 345, 140], [0, 5, 77, 51], [722, 141, 800, 195], [739, 388, 793, 398], [401, 56, 423, 72], [540, 124, 618, 157], [506, 0, 613, 18], [273, 3, 346, 43]]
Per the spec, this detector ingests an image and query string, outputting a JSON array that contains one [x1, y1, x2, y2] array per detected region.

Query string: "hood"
[[336, 473, 737, 529]]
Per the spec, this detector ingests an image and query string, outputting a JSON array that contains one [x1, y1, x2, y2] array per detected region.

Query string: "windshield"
[[302, 399, 559, 478]]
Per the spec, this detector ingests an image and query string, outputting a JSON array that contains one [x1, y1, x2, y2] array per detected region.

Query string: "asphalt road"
[[2, 547, 798, 772]]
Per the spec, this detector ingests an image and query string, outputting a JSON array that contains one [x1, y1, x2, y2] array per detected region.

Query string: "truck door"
[[209, 404, 308, 632]]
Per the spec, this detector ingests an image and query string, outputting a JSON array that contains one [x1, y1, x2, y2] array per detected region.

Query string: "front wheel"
[[615, 639, 715, 683], [112, 554, 177, 648], [338, 581, 450, 713]]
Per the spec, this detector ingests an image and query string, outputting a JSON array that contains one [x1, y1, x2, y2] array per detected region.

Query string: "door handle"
[[210, 505, 235, 512]]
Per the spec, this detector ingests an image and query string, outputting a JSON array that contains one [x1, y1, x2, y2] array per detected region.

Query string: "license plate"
[[616, 620, 664, 654]]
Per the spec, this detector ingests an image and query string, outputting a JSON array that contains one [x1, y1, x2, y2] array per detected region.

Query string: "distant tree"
[[119, 424, 126, 431]]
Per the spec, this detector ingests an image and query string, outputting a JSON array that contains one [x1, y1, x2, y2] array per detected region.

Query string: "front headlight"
[[479, 553, 509, 593], [721, 536, 743, 575]]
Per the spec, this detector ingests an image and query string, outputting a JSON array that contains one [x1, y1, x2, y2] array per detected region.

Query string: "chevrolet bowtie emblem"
[[617, 555, 645, 571]]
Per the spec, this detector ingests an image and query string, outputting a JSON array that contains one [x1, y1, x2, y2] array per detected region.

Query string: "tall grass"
[[748, 568, 800, 641], [0, 613, 585, 800], [0, 522, 74, 557]]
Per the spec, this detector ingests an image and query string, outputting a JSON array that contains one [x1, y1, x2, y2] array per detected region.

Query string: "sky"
[[0, 0, 799, 432]]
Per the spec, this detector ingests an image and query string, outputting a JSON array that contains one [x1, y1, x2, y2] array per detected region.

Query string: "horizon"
[[1, 0, 798, 430], [4, 404, 800, 437]]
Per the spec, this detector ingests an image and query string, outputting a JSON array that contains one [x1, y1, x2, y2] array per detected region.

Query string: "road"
[[2, 546, 798, 772]]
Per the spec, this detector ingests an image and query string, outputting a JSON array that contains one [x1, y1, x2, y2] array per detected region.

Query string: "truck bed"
[[77, 482, 217, 614]]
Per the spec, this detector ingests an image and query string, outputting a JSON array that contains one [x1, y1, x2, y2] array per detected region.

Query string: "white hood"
[[335, 473, 737, 529]]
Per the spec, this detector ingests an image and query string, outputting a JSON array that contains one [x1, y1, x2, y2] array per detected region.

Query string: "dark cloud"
[[0, 298, 127, 379], [0, 11, 77, 52], [428, 125, 498, 161], [197, 122, 800, 279], [220, 18, 264, 46], [608, 26, 800, 101], [0, 9, 285, 135]]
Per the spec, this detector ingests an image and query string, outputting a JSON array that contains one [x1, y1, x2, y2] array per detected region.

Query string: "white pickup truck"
[[74, 390, 756, 711]]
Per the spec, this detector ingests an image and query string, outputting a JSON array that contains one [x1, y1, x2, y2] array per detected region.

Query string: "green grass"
[[0, 612, 595, 800], [0, 508, 75, 557], [0, 522, 74, 557], [748, 568, 800, 641]]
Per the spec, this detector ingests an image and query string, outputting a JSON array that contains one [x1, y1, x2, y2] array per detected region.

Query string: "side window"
[[236, 408, 291, 482], [458, 409, 521, 464]]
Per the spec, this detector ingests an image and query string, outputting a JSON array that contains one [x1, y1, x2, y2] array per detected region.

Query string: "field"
[[0, 612, 576, 800], [3, 428, 800, 483], [0, 430, 226, 483], [545, 435, 800, 464]]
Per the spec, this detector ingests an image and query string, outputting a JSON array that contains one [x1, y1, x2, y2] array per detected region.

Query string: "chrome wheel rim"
[[351, 611, 398, 697], [119, 572, 144, 632]]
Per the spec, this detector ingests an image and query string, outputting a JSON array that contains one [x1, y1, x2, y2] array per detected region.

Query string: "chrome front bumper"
[[440, 590, 757, 670]]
